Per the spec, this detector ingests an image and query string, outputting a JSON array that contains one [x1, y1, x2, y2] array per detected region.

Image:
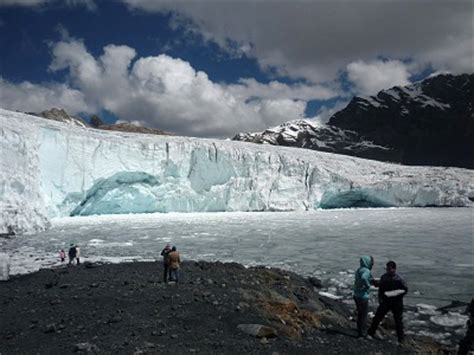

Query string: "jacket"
[[378, 272, 408, 303], [353, 255, 373, 300], [68, 247, 77, 258], [167, 251, 181, 269], [161, 248, 171, 265]]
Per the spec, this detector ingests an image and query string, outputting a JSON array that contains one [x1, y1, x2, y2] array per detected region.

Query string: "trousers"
[[354, 297, 369, 337], [368, 300, 404, 341]]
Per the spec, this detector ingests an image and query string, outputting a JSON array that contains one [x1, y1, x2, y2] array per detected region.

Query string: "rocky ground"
[[0, 261, 455, 354]]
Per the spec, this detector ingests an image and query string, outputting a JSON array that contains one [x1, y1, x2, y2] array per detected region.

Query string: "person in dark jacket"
[[353, 255, 375, 338], [368, 260, 408, 343], [160, 244, 171, 283], [68, 244, 77, 265]]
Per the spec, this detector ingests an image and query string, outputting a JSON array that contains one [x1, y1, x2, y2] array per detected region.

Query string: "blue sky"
[[0, 0, 471, 137]]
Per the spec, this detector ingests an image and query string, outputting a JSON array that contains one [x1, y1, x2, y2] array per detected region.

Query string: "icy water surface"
[[1, 207, 472, 344]]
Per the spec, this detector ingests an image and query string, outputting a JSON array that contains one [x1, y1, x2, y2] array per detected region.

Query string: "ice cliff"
[[1, 108, 473, 234]]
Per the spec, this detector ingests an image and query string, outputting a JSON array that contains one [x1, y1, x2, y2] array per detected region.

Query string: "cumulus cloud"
[[312, 100, 350, 124], [226, 78, 339, 101], [0, 0, 49, 6], [0, 0, 96, 9], [1, 37, 335, 137], [122, 0, 473, 83], [347, 60, 411, 96], [0, 77, 91, 114], [116, 119, 144, 127]]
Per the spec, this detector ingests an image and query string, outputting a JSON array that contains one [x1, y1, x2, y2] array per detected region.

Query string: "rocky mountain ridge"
[[27, 108, 170, 136], [234, 73, 473, 168]]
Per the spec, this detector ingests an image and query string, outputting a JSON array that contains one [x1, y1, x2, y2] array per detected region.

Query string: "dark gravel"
[[0, 261, 450, 354]]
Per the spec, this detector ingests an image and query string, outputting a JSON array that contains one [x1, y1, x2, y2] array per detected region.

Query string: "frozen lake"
[[1, 207, 472, 344], [2, 207, 472, 305]]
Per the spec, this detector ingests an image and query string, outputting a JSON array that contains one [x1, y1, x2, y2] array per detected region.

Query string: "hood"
[[360, 255, 372, 269]]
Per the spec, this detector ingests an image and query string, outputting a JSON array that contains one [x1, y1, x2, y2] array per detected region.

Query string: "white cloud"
[[312, 100, 350, 124], [116, 119, 143, 127], [122, 0, 473, 83], [0, 0, 96, 9], [347, 60, 411, 96], [226, 78, 339, 101], [0, 0, 49, 6], [0, 77, 91, 114], [1, 37, 328, 137]]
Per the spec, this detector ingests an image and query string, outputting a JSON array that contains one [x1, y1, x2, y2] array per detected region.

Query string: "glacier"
[[0, 108, 473, 234]]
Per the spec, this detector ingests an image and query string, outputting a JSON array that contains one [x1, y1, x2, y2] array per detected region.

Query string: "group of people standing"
[[160, 244, 181, 283], [59, 244, 81, 265], [354, 255, 408, 343]]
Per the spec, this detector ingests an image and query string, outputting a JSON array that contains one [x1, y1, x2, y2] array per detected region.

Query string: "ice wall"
[[1, 108, 473, 234]]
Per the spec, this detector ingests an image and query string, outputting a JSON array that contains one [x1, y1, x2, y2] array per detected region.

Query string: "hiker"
[[68, 244, 77, 265], [353, 255, 376, 338], [76, 245, 81, 264], [168, 246, 181, 283], [59, 249, 65, 263], [368, 260, 408, 343], [160, 243, 171, 283]]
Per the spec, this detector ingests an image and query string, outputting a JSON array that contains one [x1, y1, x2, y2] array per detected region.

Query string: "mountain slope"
[[234, 74, 473, 168], [329, 73, 473, 167]]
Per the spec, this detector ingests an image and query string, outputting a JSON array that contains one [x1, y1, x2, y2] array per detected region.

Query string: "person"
[[68, 244, 77, 265], [368, 260, 408, 343], [160, 244, 171, 283], [59, 249, 65, 263], [75, 245, 81, 264], [353, 255, 375, 338], [167, 246, 181, 283]]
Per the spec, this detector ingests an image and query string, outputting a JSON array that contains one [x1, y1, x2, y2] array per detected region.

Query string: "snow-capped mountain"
[[1, 108, 473, 234], [234, 74, 473, 168], [233, 120, 399, 162]]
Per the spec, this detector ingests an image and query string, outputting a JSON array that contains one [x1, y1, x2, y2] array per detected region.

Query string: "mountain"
[[233, 120, 399, 162], [234, 74, 473, 168], [329, 73, 473, 167], [1, 108, 473, 234], [28, 107, 88, 128], [27, 108, 171, 136]]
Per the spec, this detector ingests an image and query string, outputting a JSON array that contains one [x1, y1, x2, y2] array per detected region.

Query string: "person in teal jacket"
[[353, 255, 375, 338]]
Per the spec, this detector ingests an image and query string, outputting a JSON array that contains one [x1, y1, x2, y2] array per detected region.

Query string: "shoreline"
[[0, 260, 460, 354]]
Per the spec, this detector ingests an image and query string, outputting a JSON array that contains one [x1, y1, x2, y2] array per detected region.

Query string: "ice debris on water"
[[318, 291, 343, 300], [416, 303, 439, 315], [430, 313, 468, 328]]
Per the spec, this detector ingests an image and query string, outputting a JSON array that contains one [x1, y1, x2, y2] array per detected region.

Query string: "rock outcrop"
[[234, 74, 474, 168]]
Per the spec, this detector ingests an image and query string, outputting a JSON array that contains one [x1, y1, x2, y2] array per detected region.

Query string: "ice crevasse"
[[1, 108, 473, 234]]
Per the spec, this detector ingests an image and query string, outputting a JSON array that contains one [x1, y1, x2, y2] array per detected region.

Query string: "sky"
[[0, 0, 472, 137]]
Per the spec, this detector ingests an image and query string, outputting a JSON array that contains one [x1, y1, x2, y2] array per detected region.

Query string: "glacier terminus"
[[1, 108, 473, 234]]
